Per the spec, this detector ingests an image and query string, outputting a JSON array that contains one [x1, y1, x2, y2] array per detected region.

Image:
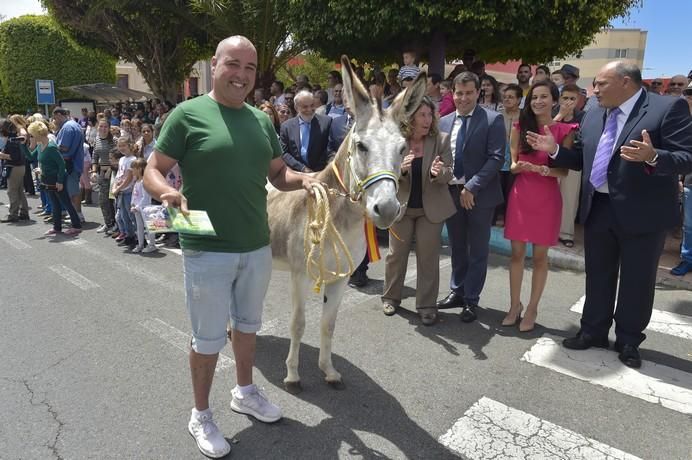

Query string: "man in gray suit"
[[436, 72, 506, 322], [281, 90, 333, 173]]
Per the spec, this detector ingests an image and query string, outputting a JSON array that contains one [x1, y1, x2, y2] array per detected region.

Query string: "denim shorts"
[[65, 170, 81, 198], [182, 245, 272, 354]]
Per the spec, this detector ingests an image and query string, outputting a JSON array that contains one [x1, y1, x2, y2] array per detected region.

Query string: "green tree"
[[285, 0, 641, 74], [41, 0, 212, 102], [0, 15, 115, 114], [189, 0, 306, 90]]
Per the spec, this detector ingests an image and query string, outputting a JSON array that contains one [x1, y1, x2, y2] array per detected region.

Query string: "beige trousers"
[[382, 208, 444, 309], [7, 165, 28, 217], [559, 169, 581, 240]]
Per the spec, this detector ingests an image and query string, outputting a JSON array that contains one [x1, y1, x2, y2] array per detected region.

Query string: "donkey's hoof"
[[284, 381, 303, 394], [326, 379, 345, 391]]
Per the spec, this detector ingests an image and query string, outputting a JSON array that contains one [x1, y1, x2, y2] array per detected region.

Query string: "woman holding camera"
[[0, 119, 29, 222]]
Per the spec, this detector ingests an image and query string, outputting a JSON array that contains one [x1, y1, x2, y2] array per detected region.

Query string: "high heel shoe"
[[501, 303, 523, 327], [519, 309, 537, 332]]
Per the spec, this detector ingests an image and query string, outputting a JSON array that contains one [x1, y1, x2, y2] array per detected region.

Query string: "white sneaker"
[[96, 224, 108, 233], [131, 245, 143, 253], [142, 245, 158, 253], [231, 386, 282, 423], [188, 409, 231, 458]]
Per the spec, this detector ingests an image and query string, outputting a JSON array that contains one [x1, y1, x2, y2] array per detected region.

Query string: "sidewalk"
[[442, 225, 692, 290]]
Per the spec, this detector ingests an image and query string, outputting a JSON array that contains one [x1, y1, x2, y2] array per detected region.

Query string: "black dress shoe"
[[562, 332, 610, 350], [437, 291, 465, 310], [614, 342, 642, 369], [460, 304, 478, 323], [348, 270, 368, 288], [0, 215, 19, 223]]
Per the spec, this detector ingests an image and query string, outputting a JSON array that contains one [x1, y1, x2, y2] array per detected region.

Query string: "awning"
[[61, 83, 153, 103]]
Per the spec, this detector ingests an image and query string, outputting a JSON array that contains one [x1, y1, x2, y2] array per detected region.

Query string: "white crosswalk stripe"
[[521, 337, 692, 415], [48, 264, 99, 290], [570, 295, 692, 340], [0, 232, 31, 249], [439, 397, 640, 460]]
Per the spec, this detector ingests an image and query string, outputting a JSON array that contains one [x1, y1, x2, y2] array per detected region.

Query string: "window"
[[548, 60, 561, 67], [615, 49, 628, 58], [116, 74, 129, 89]]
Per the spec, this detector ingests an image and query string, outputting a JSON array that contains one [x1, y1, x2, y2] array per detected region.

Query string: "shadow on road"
[[229, 336, 458, 460]]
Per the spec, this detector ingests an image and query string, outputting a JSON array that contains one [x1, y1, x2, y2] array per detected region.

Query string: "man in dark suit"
[[436, 72, 506, 322], [528, 61, 692, 368], [280, 90, 333, 173]]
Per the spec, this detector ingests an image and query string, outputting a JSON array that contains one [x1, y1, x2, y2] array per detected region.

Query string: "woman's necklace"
[[409, 139, 424, 157]]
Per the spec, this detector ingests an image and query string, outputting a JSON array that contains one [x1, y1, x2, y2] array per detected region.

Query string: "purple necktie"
[[589, 107, 621, 189]]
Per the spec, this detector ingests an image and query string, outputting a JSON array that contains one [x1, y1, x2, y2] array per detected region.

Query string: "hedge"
[[0, 15, 115, 115]]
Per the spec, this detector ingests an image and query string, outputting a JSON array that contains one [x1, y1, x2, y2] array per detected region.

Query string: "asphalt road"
[[1, 193, 690, 460]]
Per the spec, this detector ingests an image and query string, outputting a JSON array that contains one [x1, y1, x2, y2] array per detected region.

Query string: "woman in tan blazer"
[[382, 96, 456, 325]]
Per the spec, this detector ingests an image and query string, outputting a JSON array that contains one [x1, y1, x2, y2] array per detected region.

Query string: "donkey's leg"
[[284, 272, 309, 394], [319, 278, 348, 389]]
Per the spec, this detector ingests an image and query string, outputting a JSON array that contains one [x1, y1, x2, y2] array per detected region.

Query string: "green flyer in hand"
[[141, 205, 217, 236], [168, 208, 217, 236]]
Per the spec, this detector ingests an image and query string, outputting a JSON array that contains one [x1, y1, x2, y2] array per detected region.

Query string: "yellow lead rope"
[[305, 183, 355, 293]]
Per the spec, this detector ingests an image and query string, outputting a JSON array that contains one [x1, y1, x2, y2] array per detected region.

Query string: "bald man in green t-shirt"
[[144, 35, 319, 458]]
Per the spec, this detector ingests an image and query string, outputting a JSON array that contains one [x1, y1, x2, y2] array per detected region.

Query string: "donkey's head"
[[340, 56, 427, 229]]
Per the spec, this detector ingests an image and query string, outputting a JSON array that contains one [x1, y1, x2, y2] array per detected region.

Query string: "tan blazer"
[[397, 132, 456, 224]]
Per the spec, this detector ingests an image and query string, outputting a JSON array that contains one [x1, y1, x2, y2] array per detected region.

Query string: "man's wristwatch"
[[646, 152, 659, 165]]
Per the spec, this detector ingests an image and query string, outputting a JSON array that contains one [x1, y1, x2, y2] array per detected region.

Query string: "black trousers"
[[581, 193, 666, 346]]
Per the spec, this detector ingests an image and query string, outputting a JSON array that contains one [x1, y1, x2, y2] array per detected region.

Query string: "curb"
[[441, 226, 691, 290]]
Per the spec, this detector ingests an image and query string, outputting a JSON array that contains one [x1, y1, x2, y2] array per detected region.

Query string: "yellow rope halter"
[[304, 183, 355, 293]]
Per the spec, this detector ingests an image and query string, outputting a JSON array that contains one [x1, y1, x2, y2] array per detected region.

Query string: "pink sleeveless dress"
[[504, 122, 578, 247]]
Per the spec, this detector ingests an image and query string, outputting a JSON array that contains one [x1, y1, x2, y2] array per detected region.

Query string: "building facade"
[[485, 28, 648, 90], [115, 60, 213, 101]]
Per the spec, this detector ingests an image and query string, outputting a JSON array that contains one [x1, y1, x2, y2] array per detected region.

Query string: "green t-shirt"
[[156, 95, 282, 252]]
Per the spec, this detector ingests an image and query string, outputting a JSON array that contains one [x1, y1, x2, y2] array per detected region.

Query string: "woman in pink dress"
[[503, 80, 577, 331]]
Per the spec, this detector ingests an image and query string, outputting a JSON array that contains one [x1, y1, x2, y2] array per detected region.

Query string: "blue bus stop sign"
[[35, 80, 55, 105]]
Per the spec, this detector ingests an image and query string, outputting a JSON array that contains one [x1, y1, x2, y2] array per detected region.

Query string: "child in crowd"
[[112, 137, 137, 247], [438, 80, 455, 116], [80, 140, 92, 205], [106, 149, 122, 236], [130, 158, 157, 253], [156, 163, 183, 248], [397, 50, 420, 83]]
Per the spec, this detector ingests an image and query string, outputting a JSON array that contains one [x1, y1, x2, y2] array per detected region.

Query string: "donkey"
[[267, 56, 428, 393]]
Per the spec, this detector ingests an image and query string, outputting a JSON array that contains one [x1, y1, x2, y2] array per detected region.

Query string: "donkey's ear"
[[390, 71, 428, 123], [341, 55, 373, 124]]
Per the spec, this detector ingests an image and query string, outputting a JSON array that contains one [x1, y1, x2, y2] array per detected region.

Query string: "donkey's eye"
[[356, 141, 368, 152]]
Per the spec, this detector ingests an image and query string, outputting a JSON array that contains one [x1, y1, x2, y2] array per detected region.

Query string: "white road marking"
[[63, 239, 87, 246], [439, 397, 640, 460], [522, 338, 692, 415], [159, 246, 182, 256], [570, 295, 692, 340], [0, 233, 31, 249], [71, 240, 183, 293], [140, 318, 234, 372], [48, 264, 100, 291]]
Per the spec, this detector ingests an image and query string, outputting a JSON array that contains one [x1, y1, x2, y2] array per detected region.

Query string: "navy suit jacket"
[[439, 106, 506, 208], [550, 90, 692, 233], [327, 114, 353, 157], [280, 114, 332, 172]]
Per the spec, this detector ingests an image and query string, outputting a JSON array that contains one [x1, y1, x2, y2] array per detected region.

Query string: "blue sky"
[[5, 0, 687, 78], [611, 0, 691, 78]]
